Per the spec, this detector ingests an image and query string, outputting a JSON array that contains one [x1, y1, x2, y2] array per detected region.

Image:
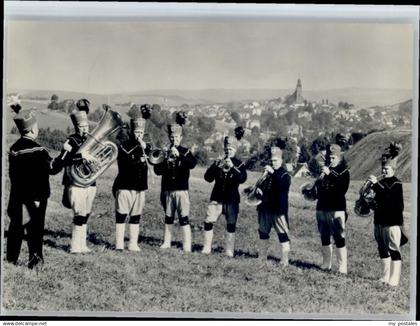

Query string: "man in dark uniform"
[[315, 144, 350, 274], [154, 123, 197, 252], [7, 105, 63, 269], [201, 136, 247, 257], [368, 143, 406, 287], [112, 116, 151, 251], [61, 102, 97, 254], [255, 146, 291, 266]]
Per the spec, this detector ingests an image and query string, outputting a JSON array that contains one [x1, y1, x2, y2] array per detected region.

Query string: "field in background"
[[1, 157, 413, 316]]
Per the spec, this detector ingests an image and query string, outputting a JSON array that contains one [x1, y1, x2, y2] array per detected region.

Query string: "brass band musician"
[[153, 114, 197, 253], [201, 136, 247, 257], [368, 142, 407, 287], [60, 99, 97, 254], [314, 144, 350, 274], [112, 105, 152, 252], [7, 104, 63, 269], [255, 146, 291, 266]]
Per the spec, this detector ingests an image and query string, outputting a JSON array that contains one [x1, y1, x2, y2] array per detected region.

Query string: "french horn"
[[242, 170, 270, 206], [69, 105, 124, 187], [354, 174, 384, 217]]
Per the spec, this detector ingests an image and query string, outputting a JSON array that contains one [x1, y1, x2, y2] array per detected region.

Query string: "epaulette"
[[378, 179, 402, 190], [280, 170, 291, 179], [68, 135, 84, 147], [330, 167, 349, 177], [120, 143, 139, 155], [9, 146, 46, 156]]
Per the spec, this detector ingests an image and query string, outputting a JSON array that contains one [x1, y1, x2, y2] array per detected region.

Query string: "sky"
[[5, 20, 415, 94]]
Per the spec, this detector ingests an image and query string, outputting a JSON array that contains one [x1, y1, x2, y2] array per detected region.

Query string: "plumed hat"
[[329, 144, 343, 157], [381, 142, 401, 169], [76, 98, 90, 114], [70, 110, 88, 127], [270, 146, 283, 159], [128, 104, 150, 132], [13, 106, 37, 134], [224, 136, 238, 150], [168, 111, 187, 136]]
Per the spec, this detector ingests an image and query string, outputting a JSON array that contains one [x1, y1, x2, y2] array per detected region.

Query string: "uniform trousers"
[[7, 199, 48, 264]]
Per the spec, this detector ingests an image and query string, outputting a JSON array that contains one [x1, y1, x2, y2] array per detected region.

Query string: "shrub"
[[194, 148, 209, 166], [37, 128, 67, 151]]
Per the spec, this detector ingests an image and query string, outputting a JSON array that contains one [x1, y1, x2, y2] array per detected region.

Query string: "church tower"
[[295, 78, 303, 104]]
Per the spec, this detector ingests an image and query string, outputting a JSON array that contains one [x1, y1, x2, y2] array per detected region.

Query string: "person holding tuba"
[[314, 144, 350, 274], [112, 104, 152, 252], [153, 112, 197, 252], [367, 142, 407, 287], [6, 103, 64, 269], [60, 99, 97, 254], [201, 135, 247, 257], [254, 146, 291, 266]]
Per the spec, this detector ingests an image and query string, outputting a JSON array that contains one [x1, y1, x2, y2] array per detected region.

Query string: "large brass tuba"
[[354, 174, 384, 217], [69, 105, 125, 187]]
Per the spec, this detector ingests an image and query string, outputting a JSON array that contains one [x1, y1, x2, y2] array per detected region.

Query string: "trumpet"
[[214, 155, 233, 173], [148, 145, 178, 165], [300, 163, 332, 201], [242, 170, 270, 206], [354, 174, 385, 217]]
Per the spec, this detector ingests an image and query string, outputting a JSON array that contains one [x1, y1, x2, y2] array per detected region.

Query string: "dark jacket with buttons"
[[372, 176, 404, 226], [154, 146, 197, 191], [60, 133, 96, 187], [112, 138, 151, 194], [204, 157, 247, 204], [315, 161, 350, 211], [8, 137, 63, 212], [257, 166, 291, 216]]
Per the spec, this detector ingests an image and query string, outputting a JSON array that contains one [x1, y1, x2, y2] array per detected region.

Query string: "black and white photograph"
[[1, 2, 419, 321]]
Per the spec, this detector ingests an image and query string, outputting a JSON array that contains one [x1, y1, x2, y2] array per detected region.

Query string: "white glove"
[[62, 140, 72, 152], [368, 175, 377, 184], [264, 165, 275, 174]]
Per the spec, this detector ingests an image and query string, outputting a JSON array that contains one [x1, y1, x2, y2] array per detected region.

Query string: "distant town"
[[6, 78, 413, 176]]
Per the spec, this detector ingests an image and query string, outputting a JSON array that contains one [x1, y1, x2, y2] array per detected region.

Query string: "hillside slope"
[[345, 129, 413, 182]]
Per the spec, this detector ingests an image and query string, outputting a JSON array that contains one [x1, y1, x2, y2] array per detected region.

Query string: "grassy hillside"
[[1, 157, 413, 317], [346, 129, 413, 182]]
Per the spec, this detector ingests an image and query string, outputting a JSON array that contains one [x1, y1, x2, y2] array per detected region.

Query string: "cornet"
[[148, 144, 178, 165], [354, 174, 385, 217], [215, 155, 233, 173]]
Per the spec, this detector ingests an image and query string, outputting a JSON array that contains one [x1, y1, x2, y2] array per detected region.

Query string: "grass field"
[[1, 150, 414, 318]]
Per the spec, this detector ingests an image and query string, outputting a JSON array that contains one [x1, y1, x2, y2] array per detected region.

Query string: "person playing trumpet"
[[314, 144, 350, 274], [367, 142, 407, 287], [112, 104, 152, 252], [255, 146, 291, 266], [154, 113, 197, 253], [201, 136, 247, 257]]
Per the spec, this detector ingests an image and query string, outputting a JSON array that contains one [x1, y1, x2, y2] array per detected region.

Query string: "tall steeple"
[[295, 77, 303, 104]]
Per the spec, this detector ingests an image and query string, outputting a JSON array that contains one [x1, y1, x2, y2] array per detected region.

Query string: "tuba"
[[242, 170, 270, 206], [69, 105, 124, 187], [354, 174, 384, 217]]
